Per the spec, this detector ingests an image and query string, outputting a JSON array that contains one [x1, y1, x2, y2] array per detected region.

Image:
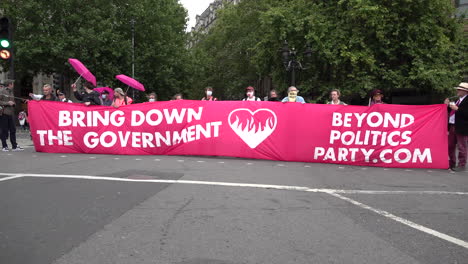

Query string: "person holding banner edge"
[[445, 82, 468, 172]]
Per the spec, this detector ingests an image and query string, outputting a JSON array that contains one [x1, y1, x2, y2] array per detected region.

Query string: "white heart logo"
[[228, 108, 278, 149]]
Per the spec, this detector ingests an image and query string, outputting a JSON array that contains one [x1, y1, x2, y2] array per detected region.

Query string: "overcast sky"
[[180, 0, 214, 31]]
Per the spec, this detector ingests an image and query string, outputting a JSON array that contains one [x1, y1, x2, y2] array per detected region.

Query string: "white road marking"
[[135, 159, 142, 161], [218, 162, 225, 164], [60, 155, 67, 158], [1, 172, 467, 249], [0, 173, 466, 196], [246, 163, 253, 165], [0, 175, 23, 182], [277, 164, 285, 167], [154, 159, 161, 161], [304, 165, 311, 168], [197, 161, 205, 163], [177, 160, 184, 162], [325, 191, 468, 250], [114, 158, 120, 160], [89, 157, 96, 159]]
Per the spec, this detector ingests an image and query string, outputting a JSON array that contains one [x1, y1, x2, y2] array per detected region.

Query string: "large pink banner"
[[28, 100, 448, 169]]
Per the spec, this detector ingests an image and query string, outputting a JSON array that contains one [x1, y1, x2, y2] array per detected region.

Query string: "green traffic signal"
[[0, 39, 9, 48]]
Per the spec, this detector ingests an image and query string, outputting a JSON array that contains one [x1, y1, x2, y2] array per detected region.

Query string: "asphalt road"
[[1, 135, 467, 264]]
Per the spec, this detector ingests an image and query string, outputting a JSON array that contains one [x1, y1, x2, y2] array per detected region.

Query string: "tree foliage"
[[191, 0, 467, 103], [1, 0, 190, 100]]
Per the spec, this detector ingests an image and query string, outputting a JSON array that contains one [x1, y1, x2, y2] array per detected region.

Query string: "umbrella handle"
[[73, 75, 83, 85]]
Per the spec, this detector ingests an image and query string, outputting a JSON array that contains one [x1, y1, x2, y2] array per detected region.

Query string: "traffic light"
[[0, 17, 11, 60]]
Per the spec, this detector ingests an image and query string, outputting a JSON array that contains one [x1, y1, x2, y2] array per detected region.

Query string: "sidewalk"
[[12, 127, 34, 149]]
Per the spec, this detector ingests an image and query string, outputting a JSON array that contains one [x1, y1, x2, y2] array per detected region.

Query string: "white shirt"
[[243, 97, 261, 101], [449, 94, 466, 124]]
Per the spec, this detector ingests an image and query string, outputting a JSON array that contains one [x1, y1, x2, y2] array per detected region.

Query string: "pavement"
[[0, 130, 467, 264]]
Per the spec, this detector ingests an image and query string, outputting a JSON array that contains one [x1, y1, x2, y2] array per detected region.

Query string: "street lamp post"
[[280, 41, 312, 87], [131, 18, 136, 99]]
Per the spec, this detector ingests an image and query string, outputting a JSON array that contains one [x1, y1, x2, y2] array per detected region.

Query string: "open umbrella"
[[116, 74, 145, 92], [94, 87, 114, 101], [68, 58, 97, 86]]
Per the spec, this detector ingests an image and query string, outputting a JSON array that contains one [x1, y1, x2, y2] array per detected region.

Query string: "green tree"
[[1, 0, 191, 101], [191, 0, 467, 103]]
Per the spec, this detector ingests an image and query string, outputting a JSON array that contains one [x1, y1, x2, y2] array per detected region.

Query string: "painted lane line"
[[197, 161, 205, 163], [0, 175, 24, 182], [0, 173, 467, 196], [325, 191, 468, 250], [327, 190, 468, 196], [0, 174, 312, 192], [177, 160, 185, 162]]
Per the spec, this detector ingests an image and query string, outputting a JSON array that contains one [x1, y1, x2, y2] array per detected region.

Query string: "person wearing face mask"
[[202, 87, 217, 101], [148, 92, 157, 102], [242, 86, 261, 101], [57, 90, 73, 103], [101, 90, 112, 106]]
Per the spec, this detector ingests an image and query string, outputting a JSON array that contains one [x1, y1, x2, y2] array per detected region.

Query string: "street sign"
[[0, 49, 11, 60]]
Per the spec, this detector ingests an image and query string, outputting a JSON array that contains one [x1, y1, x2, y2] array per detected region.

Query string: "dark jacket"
[[455, 96, 468, 135], [40, 94, 58, 101], [74, 90, 102, 105], [0, 87, 15, 116]]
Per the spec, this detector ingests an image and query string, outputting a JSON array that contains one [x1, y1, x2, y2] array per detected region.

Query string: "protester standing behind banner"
[[243, 86, 261, 101], [148, 92, 157, 102], [267, 90, 280, 101], [112, 88, 133, 108], [327, 89, 347, 105], [202, 87, 217, 101], [368, 89, 386, 106], [0, 79, 24, 152], [72, 82, 101, 106], [40, 84, 57, 101], [282, 86, 305, 104], [57, 90, 73, 103], [100, 90, 112, 106], [172, 94, 183, 100], [445, 82, 468, 172]]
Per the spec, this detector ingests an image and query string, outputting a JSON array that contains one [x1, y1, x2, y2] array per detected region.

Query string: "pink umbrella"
[[94, 87, 114, 101], [116, 74, 145, 92], [68, 58, 97, 86]]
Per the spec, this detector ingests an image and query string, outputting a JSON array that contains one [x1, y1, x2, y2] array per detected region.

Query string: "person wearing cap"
[[242, 86, 261, 101], [202, 86, 217, 101], [57, 90, 73, 103], [72, 81, 101, 106], [100, 90, 112, 106], [444, 82, 468, 171], [0, 79, 24, 152], [281, 86, 305, 103], [112, 88, 133, 108], [368, 89, 385, 106]]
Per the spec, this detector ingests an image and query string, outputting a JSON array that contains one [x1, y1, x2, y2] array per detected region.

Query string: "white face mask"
[[247, 92, 254, 97], [206, 91, 212, 96], [102, 94, 107, 99], [149, 98, 155, 102]]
